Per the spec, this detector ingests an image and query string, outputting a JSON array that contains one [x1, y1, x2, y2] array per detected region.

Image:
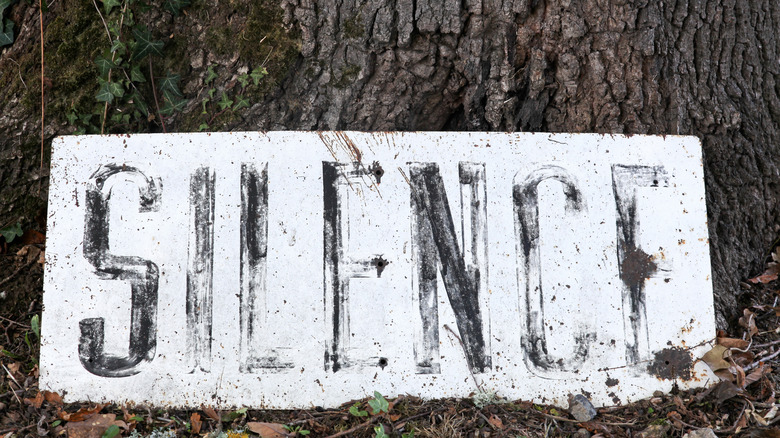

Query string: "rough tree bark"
[[1, 0, 779, 329]]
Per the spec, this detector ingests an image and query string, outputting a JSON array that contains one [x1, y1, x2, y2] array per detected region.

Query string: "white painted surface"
[[41, 132, 716, 408]]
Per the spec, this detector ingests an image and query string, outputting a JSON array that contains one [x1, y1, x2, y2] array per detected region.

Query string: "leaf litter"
[[4, 242, 780, 436]]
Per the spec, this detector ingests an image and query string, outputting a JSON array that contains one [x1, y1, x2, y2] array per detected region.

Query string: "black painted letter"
[[611, 164, 670, 364], [186, 167, 215, 372], [323, 162, 388, 372], [240, 163, 293, 371], [409, 163, 491, 374], [513, 165, 594, 373], [80, 164, 162, 377]]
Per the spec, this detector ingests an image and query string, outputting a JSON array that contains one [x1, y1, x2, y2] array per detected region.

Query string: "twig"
[[0, 424, 35, 435], [753, 338, 780, 349], [149, 57, 166, 133], [0, 257, 37, 288], [476, 411, 496, 429], [286, 411, 343, 426], [745, 348, 780, 371], [91, 0, 111, 40], [7, 58, 26, 89], [0, 389, 25, 399], [534, 411, 636, 427], [324, 416, 379, 438], [2, 363, 23, 404], [392, 408, 445, 429], [442, 324, 482, 391], [39, 0, 45, 169], [0, 314, 31, 329]]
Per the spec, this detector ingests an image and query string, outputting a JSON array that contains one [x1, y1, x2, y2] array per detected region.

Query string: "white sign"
[[42, 132, 716, 409]]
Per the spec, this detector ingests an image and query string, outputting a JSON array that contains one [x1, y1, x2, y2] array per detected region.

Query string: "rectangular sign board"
[[42, 132, 716, 409]]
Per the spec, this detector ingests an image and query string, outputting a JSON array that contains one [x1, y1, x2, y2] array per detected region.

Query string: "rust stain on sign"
[[620, 246, 658, 287], [647, 347, 692, 380]]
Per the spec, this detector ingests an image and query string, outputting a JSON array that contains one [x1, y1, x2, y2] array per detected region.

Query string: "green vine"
[[68, 0, 190, 134], [197, 64, 267, 131]]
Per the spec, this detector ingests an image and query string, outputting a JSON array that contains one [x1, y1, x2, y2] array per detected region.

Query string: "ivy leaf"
[[94, 55, 116, 77], [131, 27, 163, 61], [107, 81, 124, 98], [161, 95, 187, 115], [349, 403, 368, 417], [102, 424, 120, 438], [103, 0, 120, 15], [233, 95, 249, 111], [0, 0, 14, 15], [368, 391, 389, 414], [201, 98, 210, 114], [130, 64, 146, 82], [110, 40, 126, 55], [0, 18, 15, 47], [96, 82, 115, 103], [217, 92, 233, 110], [250, 66, 267, 85], [205, 66, 218, 85], [162, 0, 190, 15], [157, 73, 183, 98], [0, 223, 22, 243], [237, 73, 249, 88], [66, 112, 78, 125], [197, 123, 209, 131]]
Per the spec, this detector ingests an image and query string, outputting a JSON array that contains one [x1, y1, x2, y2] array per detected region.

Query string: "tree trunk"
[[1, 0, 778, 329]]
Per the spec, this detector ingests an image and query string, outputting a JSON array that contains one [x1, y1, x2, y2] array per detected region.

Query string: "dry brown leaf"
[[15, 244, 41, 265], [739, 309, 759, 337], [745, 364, 772, 387], [20, 229, 45, 245], [190, 412, 202, 435], [6, 362, 22, 379], [487, 414, 504, 429], [717, 337, 751, 349], [666, 411, 684, 428], [749, 263, 780, 284], [42, 390, 63, 406], [702, 345, 730, 371], [245, 421, 290, 437], [735, 364, 747, 388], [201, 406, 220, 422], [65, 413, 115, 438], [752, 410, 769, 426], [58, 404, 106, 422], [672, 396, 689, 415], [749, 428, 780, 438], [736, 409, 749, 433], [714, 380, 742, 404], [732, 350, 756, 367], [714, 368, 735, 382], [24, 391, 44, 408]]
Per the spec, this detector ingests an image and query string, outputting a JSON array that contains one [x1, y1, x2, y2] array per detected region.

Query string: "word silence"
[[42, 132, 716, 408]]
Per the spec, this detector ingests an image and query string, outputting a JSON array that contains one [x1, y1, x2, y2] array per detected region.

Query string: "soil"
[[1, 239, 779, 437]]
